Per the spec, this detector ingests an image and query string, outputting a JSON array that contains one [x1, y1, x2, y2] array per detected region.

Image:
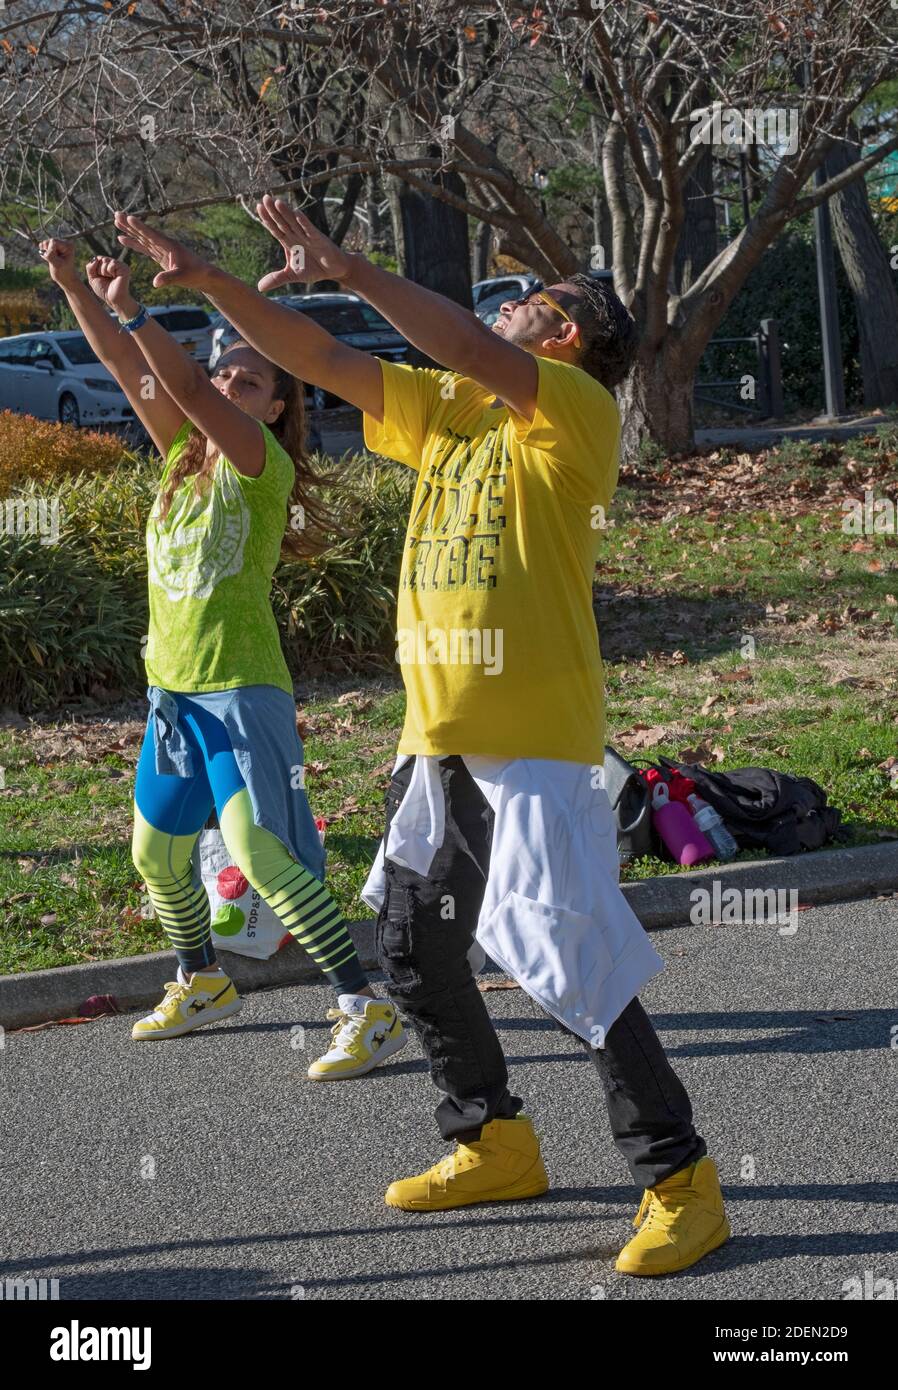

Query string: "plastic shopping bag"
[[199, 827, 292, 960]]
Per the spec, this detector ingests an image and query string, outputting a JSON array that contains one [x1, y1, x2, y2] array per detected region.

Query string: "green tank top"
[[144, 420, 295, 695]]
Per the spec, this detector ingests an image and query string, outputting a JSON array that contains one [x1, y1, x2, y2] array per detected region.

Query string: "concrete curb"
[[621, 839, 898, 928], [2, 842, 896, 1031]]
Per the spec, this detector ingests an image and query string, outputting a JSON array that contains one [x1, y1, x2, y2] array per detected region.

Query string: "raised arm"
[[38, 241, 186, 458], [111, 215, 286, 477], [113, 211, 384, 421], [254, 196, 539, 422]]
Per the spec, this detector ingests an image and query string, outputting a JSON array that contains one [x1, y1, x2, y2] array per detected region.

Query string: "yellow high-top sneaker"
[[385, 1114, 549, 1211], [131, 969, 243, 1040], [615, 1155, 731, 1275]]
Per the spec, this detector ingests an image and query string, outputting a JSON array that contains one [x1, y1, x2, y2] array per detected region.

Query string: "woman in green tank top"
[[39, 234, 406, 1079]]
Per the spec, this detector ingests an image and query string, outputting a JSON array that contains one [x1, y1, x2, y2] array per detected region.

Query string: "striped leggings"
[[132, 695, 368, 994]]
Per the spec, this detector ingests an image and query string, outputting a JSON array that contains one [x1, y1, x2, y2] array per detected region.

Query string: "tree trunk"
[[330, 172, 363, 248], [673, 79, 717, 293], [365, 173, 388, 255], [394, 171, 472, 305], [618, 344, 696, 463], [473, 219, 492, 281], [829, 121, 898, 409], [393, 169, 473, 367], [674, 140, 717, 293], [384, 91, 473, 365]]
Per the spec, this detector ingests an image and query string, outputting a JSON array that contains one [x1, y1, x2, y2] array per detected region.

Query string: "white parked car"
[[143, 304, 214, 362], [0, 331, 134, 428]]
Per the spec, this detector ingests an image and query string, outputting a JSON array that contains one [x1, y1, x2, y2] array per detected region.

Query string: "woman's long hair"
[[154, 341, 338, 558]]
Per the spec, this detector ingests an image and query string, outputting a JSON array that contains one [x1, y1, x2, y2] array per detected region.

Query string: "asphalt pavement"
[[2, 895, 896, 1302]]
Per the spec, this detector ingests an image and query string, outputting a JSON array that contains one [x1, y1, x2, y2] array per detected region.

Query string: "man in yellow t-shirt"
[[194, 195, 731, 1278], [364, 350, 619, 763]]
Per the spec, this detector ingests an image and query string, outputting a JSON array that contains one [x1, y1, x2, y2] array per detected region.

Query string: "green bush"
[[275, 457, 412, 668], [0, 451, 413, 712], [0, 484, 146, 710]]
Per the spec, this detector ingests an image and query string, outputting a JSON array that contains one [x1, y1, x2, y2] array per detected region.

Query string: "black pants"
[[375, 755, 707, 1190]]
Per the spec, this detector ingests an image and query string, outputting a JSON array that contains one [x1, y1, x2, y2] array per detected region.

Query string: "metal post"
[[753, 332, 768, 416], [803, 53, 846, 419], [812, 157, 846, 417], [760, 318, 784, 418]]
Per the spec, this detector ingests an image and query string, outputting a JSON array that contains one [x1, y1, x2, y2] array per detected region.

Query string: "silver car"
[[472, 274, 536, 307], [0, 331, 134, 428]]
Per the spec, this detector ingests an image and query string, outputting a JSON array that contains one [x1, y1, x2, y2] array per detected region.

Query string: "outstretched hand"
[[255, 195, 353, 293], [114, 211, 213, 290]]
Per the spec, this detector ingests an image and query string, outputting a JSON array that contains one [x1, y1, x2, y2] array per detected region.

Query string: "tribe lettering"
[[403, 426, 511, 593]]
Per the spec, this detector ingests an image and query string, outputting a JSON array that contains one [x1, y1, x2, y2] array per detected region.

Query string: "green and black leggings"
[[132, 689, 367, 993]]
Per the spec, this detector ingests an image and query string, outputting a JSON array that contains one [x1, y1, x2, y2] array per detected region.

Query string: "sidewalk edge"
[[2, 841, 896, 1030]]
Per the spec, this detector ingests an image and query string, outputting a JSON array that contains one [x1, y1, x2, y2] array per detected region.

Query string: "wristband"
[[118, 304, 148, 333]]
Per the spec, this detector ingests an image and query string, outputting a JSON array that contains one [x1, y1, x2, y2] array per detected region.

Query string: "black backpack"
[[656, 757, 844, 855]]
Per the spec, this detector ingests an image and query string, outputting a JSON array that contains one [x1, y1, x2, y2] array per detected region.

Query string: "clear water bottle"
[[687, 794, 739, 861]]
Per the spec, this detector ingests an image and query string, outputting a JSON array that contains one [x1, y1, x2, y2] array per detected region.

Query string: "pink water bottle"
[[651, 784, 714, 866]]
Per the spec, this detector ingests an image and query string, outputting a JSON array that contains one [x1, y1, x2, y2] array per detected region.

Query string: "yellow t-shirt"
[[364, 355, 619, 764]]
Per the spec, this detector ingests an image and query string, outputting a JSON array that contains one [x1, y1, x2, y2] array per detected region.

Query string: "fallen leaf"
[[617, 724, 668, 751], [679, 743, 711, 765]]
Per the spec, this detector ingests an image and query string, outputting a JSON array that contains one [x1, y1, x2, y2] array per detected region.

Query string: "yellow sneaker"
[[306, 994, 407, 1080], [385, 1114, 549, 1211], [131, 970, 243, 1040], [615, 1155, 731, 1276]]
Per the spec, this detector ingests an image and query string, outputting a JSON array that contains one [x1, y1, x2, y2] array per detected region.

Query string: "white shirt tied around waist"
[[362, 754, 664, 1044]]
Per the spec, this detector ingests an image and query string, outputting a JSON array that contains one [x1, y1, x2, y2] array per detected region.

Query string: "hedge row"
[[0, 427, 413, 712]]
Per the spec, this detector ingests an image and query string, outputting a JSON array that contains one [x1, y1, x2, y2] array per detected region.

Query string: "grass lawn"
[[2, 426, 897, 974]]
